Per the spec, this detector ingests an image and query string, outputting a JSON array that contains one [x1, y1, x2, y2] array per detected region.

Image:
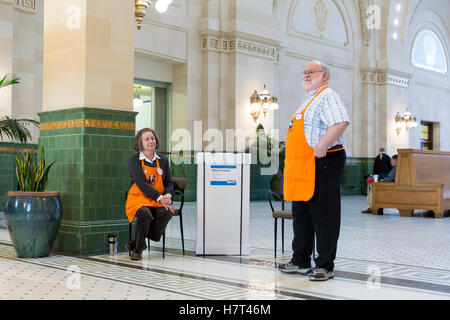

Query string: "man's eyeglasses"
[[302, 70, 323, 76]]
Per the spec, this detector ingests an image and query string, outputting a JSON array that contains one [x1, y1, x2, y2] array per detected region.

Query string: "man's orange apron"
[[284, 86, 329, 201], [126, 158, 164, 223]]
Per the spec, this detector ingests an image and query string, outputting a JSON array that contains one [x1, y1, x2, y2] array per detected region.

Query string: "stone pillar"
[[39, 0, 135, 255], [199, 0, 280, 152]]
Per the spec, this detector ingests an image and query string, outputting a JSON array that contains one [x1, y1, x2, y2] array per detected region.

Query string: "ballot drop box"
[[195, 152, 251, 255]]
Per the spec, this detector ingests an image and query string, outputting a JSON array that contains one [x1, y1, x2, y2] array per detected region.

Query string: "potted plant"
[[4, 146, 62, 258], [0, 74, 39, 142], [247, 124, 286, 199]]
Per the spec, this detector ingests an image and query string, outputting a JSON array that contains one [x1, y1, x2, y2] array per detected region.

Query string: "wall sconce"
[[135, 0, 172, 30], [395, 108, 418, 135], [249, 85, 279, 122], [134, 0, 151, 30], [155, 0, 173, 12]]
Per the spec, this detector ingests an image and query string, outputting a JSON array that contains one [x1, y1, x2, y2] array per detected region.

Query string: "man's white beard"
[[303, 76, 322, 90]]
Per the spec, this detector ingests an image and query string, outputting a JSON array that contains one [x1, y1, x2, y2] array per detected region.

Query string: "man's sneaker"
[[308, 268, 334, 281], [278, 262, 312, 275]]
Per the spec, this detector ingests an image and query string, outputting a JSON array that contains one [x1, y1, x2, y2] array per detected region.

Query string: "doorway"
[[133, 79, 172, 152]]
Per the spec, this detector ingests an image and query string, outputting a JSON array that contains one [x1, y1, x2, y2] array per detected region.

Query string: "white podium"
[[195, 152, 251, 255]]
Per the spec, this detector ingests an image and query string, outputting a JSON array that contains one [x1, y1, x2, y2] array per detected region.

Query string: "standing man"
[[278, 60, 350, 281], [373, 147, 392, 180]]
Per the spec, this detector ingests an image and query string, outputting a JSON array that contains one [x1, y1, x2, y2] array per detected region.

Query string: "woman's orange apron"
[[126, 158, 164, 223], [284, 86, 329, 201]]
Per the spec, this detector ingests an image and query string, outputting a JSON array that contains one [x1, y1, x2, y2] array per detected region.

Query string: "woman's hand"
[[159, 194, 172, 205], [163, 203, 174, 214]]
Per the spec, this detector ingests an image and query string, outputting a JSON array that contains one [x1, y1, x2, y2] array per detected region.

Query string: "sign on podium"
[[195, 152, 251, 255]]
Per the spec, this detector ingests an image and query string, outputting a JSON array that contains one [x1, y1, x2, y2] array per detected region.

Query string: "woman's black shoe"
[[130, 250, 142, 260], [125, 242, 134, 256]]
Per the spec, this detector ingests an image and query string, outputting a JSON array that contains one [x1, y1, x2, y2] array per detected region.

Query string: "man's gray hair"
[[311, 60, 331, 81]]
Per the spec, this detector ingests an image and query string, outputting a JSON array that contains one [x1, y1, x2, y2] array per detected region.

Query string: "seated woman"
[[125, 128, 174, 260]]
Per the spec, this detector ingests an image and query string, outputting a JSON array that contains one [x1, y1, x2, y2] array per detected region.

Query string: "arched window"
[[411, 29, 448, 74]]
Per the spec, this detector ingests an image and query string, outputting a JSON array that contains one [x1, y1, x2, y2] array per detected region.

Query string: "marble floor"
[[0, 195, 449, 300]]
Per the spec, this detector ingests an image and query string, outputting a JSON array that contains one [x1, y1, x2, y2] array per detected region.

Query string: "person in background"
[[381, 154, 397, 182], [125, 128, 174, 260], [373, 147, 392, 180], [362, 154, 398, 214]]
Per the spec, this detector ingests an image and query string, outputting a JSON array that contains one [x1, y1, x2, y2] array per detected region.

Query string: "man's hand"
[[314, 122, 349, 158], [314, 141, 328, 158]]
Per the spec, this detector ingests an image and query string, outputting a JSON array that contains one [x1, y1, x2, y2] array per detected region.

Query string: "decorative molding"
[[272, 0, 280, 17], [358, 0, 371, 47], [313, 0, 328, 33], [13, 0, 36, 13], [0, 147, 37, 153], [201, 36, 278, 63], [288, 0, 350, 49], [236, 39, 276, 60], [386, 75, 410, 87], [40, 119, 135, 131], [361, 70, 410, 88], [201, 36, 220, 51]]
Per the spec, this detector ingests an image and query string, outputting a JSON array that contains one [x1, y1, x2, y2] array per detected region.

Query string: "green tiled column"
[[0, 142, 38, 210], [341, 157, 374, 196], [38, 107, 137, 255]]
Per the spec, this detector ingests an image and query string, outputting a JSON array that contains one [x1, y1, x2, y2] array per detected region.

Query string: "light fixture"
[[135, 0, 151, 30], [395, 108, 418, 135], [249, 85, 279, 122], [135, 0, 172, 29], [155, 0, 172, 13], [133, 85, 143, 108]]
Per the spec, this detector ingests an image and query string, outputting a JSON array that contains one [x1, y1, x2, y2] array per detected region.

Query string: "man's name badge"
[[295, 113, 302, 120], [157, 168, 163, 176], [289, 120, 294, 129]]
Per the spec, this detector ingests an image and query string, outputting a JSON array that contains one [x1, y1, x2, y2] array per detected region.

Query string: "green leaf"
[[14, 146, 55, 192], [0, 74, 20, 89], [0, 116, 39, 144]]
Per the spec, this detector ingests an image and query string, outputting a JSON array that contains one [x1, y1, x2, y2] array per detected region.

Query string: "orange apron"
[[126, 158, 164, 223], [284, 86, 329, 201]]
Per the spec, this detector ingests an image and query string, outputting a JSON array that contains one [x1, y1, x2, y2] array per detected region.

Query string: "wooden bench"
[[372, 149, 450, 218]]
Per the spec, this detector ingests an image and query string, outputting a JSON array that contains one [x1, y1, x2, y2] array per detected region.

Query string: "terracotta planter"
[[4, 191, 63, 258]]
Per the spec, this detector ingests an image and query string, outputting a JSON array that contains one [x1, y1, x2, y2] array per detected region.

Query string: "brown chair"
[[268, 190, 292, 258], [268, 186, 316, 260], [171, 177, 188, 255]]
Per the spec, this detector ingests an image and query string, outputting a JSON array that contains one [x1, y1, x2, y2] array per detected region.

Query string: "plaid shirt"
[[296, 85, 350, 149]]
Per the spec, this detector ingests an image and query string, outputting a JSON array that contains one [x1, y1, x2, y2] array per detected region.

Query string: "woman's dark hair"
[[134, 128, 160, 152], [392, 154, 398, 160]]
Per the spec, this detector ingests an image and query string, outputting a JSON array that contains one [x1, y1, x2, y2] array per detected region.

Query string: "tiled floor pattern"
[[1, 196, 449, 300]]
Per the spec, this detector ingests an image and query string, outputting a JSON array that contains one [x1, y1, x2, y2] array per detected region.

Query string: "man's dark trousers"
[[291, 149, 346, 272]]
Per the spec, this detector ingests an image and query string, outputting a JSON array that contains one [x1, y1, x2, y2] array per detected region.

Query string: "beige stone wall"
[[0, 0, 14, 123], [406, 0, 450, 152], [0, 0, 41, 143], [43, 0, 134, 112], [4, 0, 450, 153]]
